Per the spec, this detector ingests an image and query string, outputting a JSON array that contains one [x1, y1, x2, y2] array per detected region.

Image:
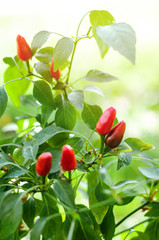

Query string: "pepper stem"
[[68, 171, 72, 183], [100, 134, 105, 155], [42, 176, 46, 186]]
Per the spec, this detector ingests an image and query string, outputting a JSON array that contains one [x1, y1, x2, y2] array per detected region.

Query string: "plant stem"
[[66, 41, 77, 85], [100, 135, 105, 155], [42, 176, 46, 186], [26, 60, 31, 73], [68, 171, 72, 183], [115, 200, 149, 228]]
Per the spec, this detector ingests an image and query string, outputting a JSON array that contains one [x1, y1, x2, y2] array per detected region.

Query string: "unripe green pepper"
[[105, 120, 126, 148], [96, 106, 116, 135]]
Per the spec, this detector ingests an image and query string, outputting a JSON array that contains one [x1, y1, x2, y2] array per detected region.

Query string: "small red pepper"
[[50, 58, 61, 80], [96, 106, 116, 135], [16, 35, 32, 61], [36, 152, 52, 176], [60, 145, 77, 171], [105, 120, 126, 148]]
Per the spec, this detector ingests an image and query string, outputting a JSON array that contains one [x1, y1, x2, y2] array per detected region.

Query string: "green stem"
[[68, 171, 72, 183], [115, 200, 149, 228], [100, 135, 105, 155], [42, 176, 46, 186], [26, 60, 31, 73], [66, 41, 77, 85], [76, 11, 90, 37]]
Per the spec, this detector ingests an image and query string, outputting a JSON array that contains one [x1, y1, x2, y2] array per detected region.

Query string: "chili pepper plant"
[[0, 10, 158, 240]]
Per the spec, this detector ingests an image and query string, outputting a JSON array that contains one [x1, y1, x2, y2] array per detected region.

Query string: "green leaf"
[[3, 56, 31, 106], [117, 152, 132, 170], [114, 141, 132, 154], [23, 197, 35, 228], [40, 191, 62, 239], [84, 85, 104, 96], [34, 62, 52, 83], [131, 231, 150, 240], [34, 47, 53, 63], [55, 100, 76, 130], [53, 179, 75, 208], [100, 206, 115, 240], [82, 69, 117, 82], [33, 80, 55, 108], [0, 86, 8, 118], [30, 217, 50, 240], [88, 171, 109, 224], [67, 137, 84, 154], [145, 203, 159, 217], [0, 193, 22, 238], [31, 31, 51, 55], [22, 136, 39, 162], [41, 105, 53, 127], [138, 167, 159, 179], [68, 90, 84, 109], [145, 218, 159, 240], [20, 95, 38, 107], [89, 10, 115, 58], [125, 138, 154, 153], [2, 166, 25, 179], [96, 23, 136, 64], [82, 102, 102, 130], [53, 37, 73, 71]]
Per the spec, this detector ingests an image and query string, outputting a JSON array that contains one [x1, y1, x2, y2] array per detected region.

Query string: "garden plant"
[[0, 10, 159, 240]]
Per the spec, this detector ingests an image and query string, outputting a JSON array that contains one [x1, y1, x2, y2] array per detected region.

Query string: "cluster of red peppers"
[[96, 106, 126, 149], [36, 145, 77, 177], [16, 34, 60, 79]]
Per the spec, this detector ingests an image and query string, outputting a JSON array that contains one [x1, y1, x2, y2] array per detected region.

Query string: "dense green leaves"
[[0, 86, 8, 118], [68, 90, 84, 109], [31, 30, 51, 55], [55, 100, 76, 130], [53, 37, 73, 71], [83, 69, 117, 82], [125, 138, 154, 153], [53, 179, 75, 208], [96, 23, 136, 64], [34, 47, 53, 63], [100, 206, 115, 240], [88, 171, 109, 224], [33, 80, 55, 108], [89, 10, 115, 58], [23, 197, 35, 228], [3, 56, 31, 106], [82, 102, 102, 130], [0, 193, 22, 238], [117, 152, 132, 170], [145, 218, 159, 240], [138, 167, 159, 179], [22, 136, 39, 163], [34, 62, 52, 82]]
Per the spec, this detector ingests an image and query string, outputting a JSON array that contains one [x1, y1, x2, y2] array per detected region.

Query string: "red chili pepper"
[[60, 145, 77, 171], [16, 35, 32, 61], [96, 106, 116, 135], [50, 58, 61, 80], [105, 120, 126, 148], [36, 152, 52, 176]]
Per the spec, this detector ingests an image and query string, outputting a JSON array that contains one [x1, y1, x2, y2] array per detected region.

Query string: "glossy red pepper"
[[36, 152, 52, 176], [50, 58, 61, 80], [96, 106, 116, 135], [16, 35, 32, 61], [60, 145, 77, 171], [105, 120, 126, 148]]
